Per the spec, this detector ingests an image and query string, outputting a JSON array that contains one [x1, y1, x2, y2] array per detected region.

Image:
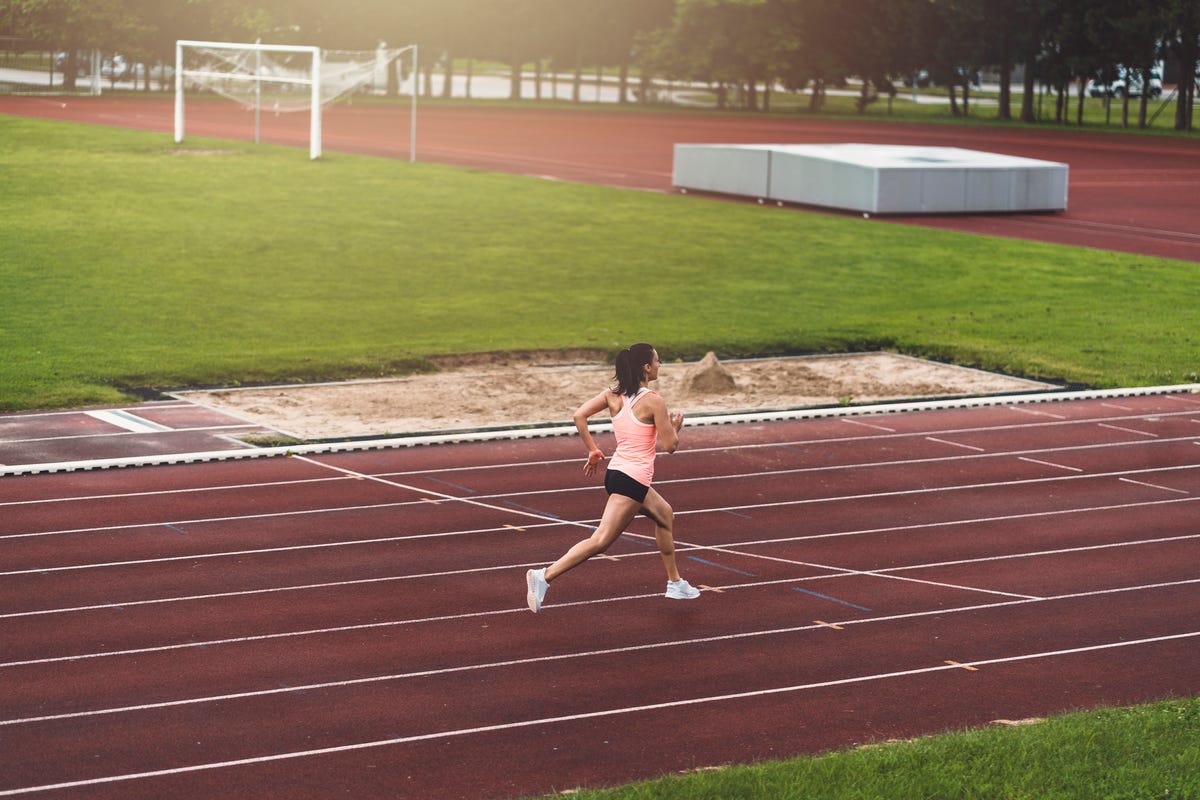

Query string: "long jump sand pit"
[[177, 352, 1055, 441]]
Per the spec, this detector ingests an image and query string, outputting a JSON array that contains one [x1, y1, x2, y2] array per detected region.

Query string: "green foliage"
[[1, 114, 1198, 411]]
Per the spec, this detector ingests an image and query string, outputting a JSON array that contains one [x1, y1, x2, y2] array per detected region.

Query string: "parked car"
[[900, 67, 980, 89], [1087, 68, 1163, 98]]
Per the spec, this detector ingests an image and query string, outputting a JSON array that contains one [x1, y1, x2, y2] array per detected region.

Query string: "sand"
[[177, 351, 1054, 441]]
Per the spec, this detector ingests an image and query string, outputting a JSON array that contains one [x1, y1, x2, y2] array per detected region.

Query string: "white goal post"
[[174, 39, 418, 161]]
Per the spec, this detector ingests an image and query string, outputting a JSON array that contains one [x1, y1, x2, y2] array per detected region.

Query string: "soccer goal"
[[174, 40, 418, 160]]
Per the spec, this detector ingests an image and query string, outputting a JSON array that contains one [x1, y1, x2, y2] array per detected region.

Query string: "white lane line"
[[1165, 394, 1200, 406], [1098, 423, 1159, 438], [4, 470, 1198, 576], [1009, 405, 1067, 420], [7, 513, 1199, 622], [841, 418, 896, 432], [3, 629, 1196, 797], [926, 437, 986, 452], [0, 476, 357, 508], [1119, 477, 1190, 495], [3, 578, 1197, 729], [1018, 457, 1084, 472], [4, 423, 262, 445], [0, 404, 192, 421], [6, 437, 1199, 539], [84, 410, 173, 434], [8, 512, 1200, 619], [5, 528, 1197, 668], [6, 408, 1198, 507], [8, 386, 1199, 476]]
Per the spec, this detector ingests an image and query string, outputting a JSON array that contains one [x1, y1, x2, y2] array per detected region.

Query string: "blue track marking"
[[425, 477, 477, 494], [685, 556, 757, 577], [793, 587, 871, 611], [501, 500, 561, 519], [163, 524, 188, 536]]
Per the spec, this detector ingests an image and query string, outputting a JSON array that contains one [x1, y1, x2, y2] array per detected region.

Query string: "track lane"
[[1, 394, 1196, 798]]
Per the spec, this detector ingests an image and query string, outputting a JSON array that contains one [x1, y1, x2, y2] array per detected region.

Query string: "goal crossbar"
[[173, 39, 418, 161], [176, 40, 321, 158]]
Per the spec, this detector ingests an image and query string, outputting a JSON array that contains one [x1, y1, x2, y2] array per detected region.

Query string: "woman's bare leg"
[[545, 494, 641, 582], [640, 488, 682, 582]]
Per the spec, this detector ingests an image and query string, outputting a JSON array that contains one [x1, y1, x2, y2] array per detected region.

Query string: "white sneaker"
[[526, 568, 549, 613], [665, 579, 701, 600]]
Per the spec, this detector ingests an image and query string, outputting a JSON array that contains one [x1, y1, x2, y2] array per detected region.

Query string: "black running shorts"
[[604, 468, 650, 503]]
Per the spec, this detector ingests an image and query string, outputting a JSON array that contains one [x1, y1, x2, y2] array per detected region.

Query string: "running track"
[[2, 96, 1199, 262], [2, 390, 1199, 798]]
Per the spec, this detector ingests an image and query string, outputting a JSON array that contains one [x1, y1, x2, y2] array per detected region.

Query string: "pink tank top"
[[607, 388, 658, 487]]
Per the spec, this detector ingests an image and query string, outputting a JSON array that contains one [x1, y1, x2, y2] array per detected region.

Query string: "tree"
[[1163, 0, 1200, 131], [5, 0, 146, 90]]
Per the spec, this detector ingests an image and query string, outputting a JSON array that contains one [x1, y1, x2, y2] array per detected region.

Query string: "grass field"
[[2, 113, 1198, 412]]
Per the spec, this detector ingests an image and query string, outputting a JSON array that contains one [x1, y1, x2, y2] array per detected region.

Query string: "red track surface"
[[2, 392, 1198, 798], [2, 95, 1199, 261], [0, 402, 279, 468]]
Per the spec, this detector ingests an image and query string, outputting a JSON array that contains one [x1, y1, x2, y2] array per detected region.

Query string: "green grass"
[[1, 112, 1199, 412], [533, 697, 1200, 799]]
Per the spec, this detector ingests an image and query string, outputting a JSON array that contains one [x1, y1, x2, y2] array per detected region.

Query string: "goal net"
[[174, 40, 417, 160]]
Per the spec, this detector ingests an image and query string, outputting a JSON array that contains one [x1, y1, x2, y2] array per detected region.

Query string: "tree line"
[[3, 0, 1197, 130]]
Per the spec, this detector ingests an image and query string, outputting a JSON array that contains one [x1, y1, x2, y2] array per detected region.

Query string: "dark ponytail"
[[613, 342, 655, 398]]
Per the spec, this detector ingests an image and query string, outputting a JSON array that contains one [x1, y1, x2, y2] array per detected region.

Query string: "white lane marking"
[[1018, 457, 1083, 472], [4, 577, 1197, 729], [4, 470, 1198, 575], [86, 409, 173, 434], [1098, 423, 1159, 438], [841, 418, 896, 432], [1009, 405, 1067, 420], [3, 629, 1197, 796], [1118, 477, 1190, 495], [6, 408, 1198, 506], [926, 437, 986, 452], [5, 530, 1197, 667]]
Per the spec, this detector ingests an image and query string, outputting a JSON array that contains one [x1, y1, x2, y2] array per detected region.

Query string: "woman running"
[[526, 343, 701, 613]]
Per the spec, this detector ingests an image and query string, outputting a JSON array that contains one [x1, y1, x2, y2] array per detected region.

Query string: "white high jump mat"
[[672, 143, 1068, 214]]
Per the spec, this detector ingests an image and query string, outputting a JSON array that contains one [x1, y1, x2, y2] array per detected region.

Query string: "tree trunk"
[[63, 47, 78, 92], [572, 52, 582, 103], [1175, 34, 1197, 130], [1138, 72, 1149, 129], [997, 31, 1013, 120], [808, 78, 824, 112], [1020, 47, 1038, 122], [510, 57, 521, 100], [442, 52, 454, 99], [618, 57, 629, 104]]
